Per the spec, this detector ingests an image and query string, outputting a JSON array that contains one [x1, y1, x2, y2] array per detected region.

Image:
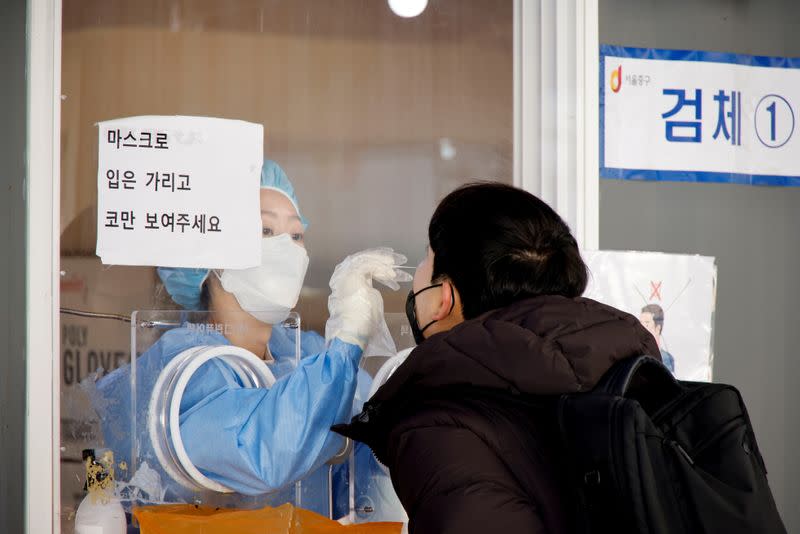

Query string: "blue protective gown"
[[93, 322, 365, 513]]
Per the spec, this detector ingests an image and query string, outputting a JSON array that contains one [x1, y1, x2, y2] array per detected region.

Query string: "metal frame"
[[513, 0, 599, 250], [27, 0, 62, 532]]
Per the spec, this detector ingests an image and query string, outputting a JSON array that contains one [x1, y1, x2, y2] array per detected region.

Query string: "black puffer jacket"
[[334, 296, 660, 534]]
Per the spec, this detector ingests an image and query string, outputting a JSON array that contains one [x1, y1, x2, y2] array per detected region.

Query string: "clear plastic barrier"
[[348, 313, 415, 523], [82, 310, 342, 519]]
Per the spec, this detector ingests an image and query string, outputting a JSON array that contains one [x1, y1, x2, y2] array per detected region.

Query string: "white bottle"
[[74, 449, 126, 534]]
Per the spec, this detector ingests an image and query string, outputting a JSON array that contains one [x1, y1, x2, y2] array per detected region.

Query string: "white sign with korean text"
[[582, 250, 717, 382], [96, 116, 263, 268], [601, 46, 800, 186]]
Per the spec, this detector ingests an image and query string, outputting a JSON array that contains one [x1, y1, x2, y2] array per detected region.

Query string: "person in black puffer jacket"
[[334, 183, 660, 534]]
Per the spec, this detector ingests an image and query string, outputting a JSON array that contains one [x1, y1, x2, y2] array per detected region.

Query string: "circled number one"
[[767, 101, 777, 142]]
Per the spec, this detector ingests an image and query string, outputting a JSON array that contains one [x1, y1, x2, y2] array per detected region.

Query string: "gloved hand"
[[362, 314, 397, 360], [325, 248, 413, 350]]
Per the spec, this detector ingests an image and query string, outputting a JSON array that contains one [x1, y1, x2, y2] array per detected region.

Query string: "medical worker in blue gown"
[[92, 160, 408, 519]]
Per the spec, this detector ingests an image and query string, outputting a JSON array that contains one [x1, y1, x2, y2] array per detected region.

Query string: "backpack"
[[557, 355, 785, 533]]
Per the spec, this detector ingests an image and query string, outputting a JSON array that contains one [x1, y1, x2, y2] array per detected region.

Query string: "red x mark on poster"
[[649, 281, 663, 301]]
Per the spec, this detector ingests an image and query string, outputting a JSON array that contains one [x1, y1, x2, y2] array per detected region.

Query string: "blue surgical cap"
[[261, 159, 309, 229], [159, 160, 307, 310]]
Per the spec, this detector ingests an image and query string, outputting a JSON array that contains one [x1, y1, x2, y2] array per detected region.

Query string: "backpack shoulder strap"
[[594, 355, 683, 402]]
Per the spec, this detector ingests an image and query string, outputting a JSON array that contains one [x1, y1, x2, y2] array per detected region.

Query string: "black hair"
[[641, 304, 665, 330], [428, 182, 588, 319]]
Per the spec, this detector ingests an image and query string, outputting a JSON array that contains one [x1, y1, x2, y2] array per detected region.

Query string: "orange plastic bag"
[[133, 503, 402, 534]]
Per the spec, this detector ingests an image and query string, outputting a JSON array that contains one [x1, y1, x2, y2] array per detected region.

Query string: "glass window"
[[60, 1, 512, 529]]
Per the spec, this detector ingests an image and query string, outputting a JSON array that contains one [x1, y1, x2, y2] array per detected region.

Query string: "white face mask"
[[218, 234, 310, 324]]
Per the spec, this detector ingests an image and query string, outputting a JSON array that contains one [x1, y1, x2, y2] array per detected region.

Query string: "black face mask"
[[405, 283, 455, 345]]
